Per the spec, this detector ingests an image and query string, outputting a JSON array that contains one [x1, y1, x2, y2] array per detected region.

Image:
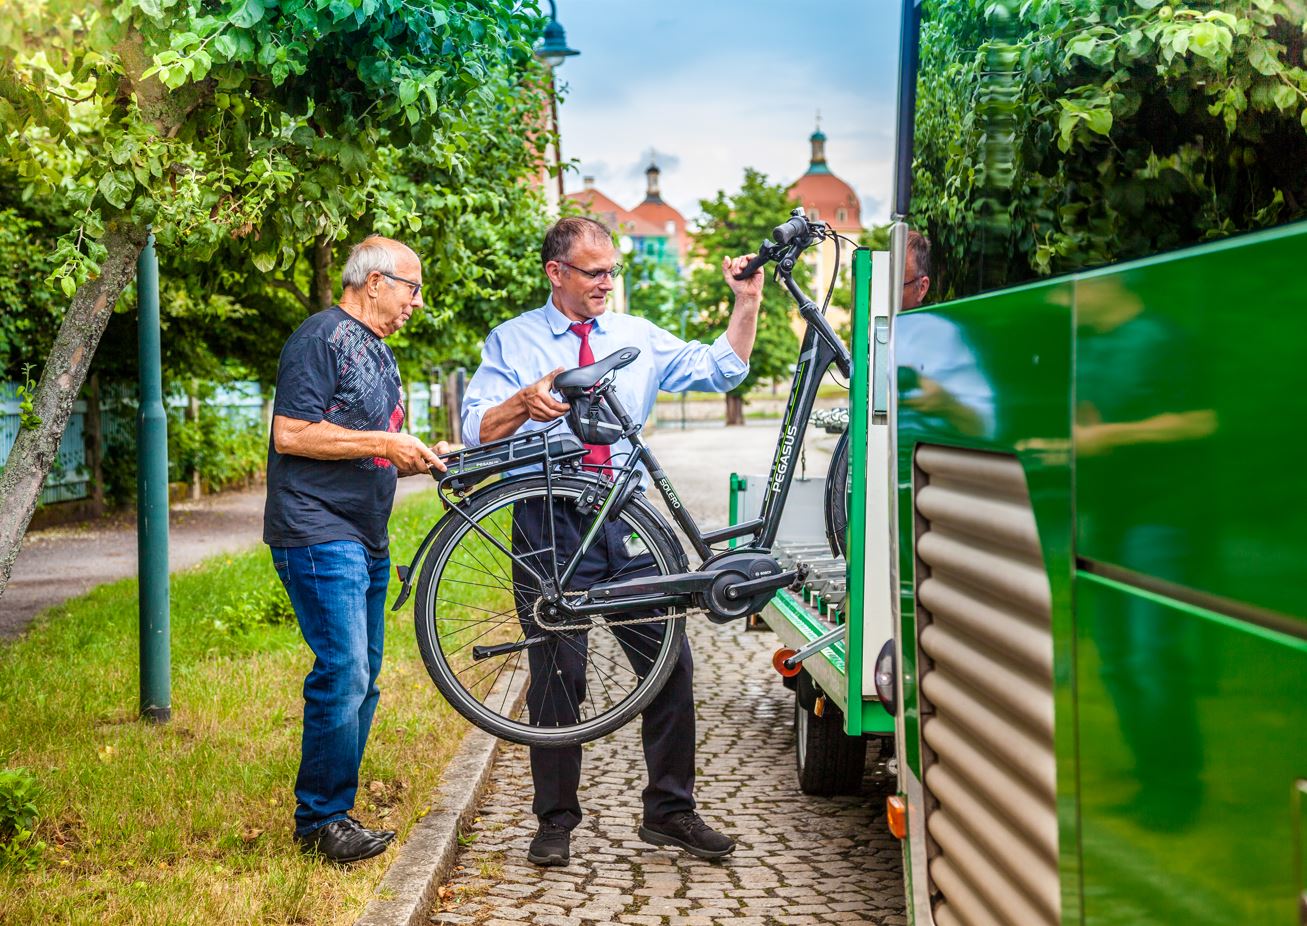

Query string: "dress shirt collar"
[[544, 295, 609, 336]]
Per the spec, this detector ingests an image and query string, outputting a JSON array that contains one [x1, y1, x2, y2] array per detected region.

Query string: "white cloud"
[[553, 1, 904, 227]]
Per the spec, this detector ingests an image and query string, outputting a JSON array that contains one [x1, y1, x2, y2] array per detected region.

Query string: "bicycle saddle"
[[554, 346, 640, 397]]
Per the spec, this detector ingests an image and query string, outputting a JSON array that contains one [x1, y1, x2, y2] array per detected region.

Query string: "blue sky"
[[551, 0, 905, 226]]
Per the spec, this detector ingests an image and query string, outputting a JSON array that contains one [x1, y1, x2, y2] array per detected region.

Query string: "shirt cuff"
[[710, 332, 749, 380], [461, 407, 485, 447]]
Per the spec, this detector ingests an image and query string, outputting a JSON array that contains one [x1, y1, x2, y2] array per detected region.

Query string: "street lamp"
[[535, 1, 579, 68], [534, 1, 579, 208]]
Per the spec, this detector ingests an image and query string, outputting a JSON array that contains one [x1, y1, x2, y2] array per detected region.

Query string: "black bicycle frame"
[[395, 249, 855, 620], [552, 262, 853, 583]]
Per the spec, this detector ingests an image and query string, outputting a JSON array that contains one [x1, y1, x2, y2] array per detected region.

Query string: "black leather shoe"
[[639, 811, 735, 860], [526, 821, 571, 866], [296, 818, 388, 864], [348, 815, 396, 846]]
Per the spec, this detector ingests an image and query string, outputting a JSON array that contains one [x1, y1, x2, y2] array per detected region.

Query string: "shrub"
[[169, 405, 266, 492], [212, 584, 296, 637], [0, 767, 45, 871]]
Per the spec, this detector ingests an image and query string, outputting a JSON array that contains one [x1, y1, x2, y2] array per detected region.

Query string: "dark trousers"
[[512, 495, 696, 830]]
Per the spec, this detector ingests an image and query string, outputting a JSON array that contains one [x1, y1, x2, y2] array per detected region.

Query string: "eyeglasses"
[[903, 275, 925, 288], [558, 260, 624, 281], [379, 270, 422, 299]]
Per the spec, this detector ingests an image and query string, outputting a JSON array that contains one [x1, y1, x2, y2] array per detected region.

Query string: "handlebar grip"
[[772, 215, 809, 246], [733, 239, 778, 281], [732, 250, 771, 281]]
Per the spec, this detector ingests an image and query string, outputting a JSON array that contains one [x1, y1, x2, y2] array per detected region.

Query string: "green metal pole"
[[137, 232, 171, 723]]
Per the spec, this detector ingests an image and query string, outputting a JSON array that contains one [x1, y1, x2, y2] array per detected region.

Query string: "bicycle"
[[392, 209, 856, 748]]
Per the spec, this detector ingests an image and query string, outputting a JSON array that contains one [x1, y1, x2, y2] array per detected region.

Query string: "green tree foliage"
[[0, 207, 61, 377], [0, 0, 546, 596], [625, 249, 686, 334], [686, 169, 806, 423], [913, 0, 1307, 300]]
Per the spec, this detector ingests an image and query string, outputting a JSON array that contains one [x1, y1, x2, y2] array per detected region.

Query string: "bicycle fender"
[[392, 520, 444, 611]]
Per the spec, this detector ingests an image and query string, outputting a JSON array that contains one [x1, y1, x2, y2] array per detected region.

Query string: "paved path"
[[423, 482, 906, 926], [427, 618, 905, 926]]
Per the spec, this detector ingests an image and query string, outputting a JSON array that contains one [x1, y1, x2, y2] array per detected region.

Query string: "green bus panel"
[[894, 279, 1078, 883], [1076, 572, 1307, 925], [1074, 223, 1307, 625]]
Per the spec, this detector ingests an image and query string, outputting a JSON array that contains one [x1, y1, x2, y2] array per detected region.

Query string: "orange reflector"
[[887, 795, 907, 839], [772, 647, 802, 678]]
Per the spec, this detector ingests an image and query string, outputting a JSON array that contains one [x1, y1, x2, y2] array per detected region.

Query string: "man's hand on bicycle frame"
[[520, 367, 571, 422], [478, 367, 571, 442]]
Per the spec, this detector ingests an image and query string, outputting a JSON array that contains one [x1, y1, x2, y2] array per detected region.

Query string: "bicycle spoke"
[[418, 482, 686, 745], [554, 630, 633, 703]]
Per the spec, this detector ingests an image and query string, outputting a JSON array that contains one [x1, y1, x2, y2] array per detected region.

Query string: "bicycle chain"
[[532, 592, 706, 632]]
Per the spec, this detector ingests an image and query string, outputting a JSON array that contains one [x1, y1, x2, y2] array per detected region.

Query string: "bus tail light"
[[887, 795, 907, 839]]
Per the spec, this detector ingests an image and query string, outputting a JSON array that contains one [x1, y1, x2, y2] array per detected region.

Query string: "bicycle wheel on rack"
[[413, 474, 689, 748], [824, 429, 850, 559]]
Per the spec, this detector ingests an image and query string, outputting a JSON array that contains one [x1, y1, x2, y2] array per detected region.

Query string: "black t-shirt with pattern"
[[263, 306, 405, 557]]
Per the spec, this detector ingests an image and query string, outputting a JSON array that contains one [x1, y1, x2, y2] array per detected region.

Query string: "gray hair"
[[341, 236, 397, 291]]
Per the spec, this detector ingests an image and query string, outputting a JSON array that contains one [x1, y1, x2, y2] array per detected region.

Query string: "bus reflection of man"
[[1077, 276, 1216, 831], [897, 231, 994, 439]]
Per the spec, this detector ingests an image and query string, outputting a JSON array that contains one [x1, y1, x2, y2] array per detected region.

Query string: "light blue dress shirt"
[[462, 297, 749, 471]]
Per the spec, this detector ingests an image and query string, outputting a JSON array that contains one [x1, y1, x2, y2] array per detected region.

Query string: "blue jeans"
[[271, 541, 389, 836]]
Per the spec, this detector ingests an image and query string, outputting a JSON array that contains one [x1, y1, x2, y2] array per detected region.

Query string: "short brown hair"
[[541, 216, 613, 269], [907, 229, 932, 279]]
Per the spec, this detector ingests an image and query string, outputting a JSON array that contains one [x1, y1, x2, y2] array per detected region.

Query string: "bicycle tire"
[[413, 474, 689, 748], [825, 429, 850, 559]]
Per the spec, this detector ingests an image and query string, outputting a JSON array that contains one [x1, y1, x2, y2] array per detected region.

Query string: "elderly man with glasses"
[[462, 216, 764, 867], [264, 235, 450, 863]]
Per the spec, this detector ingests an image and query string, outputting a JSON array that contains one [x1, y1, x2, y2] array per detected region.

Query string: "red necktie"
[[568, 321, 613, 473]]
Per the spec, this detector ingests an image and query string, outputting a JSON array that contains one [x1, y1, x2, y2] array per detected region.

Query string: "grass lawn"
[[0, 487, 474, 925]]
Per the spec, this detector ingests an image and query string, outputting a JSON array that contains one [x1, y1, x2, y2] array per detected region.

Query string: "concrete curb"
[[354, 674, 526, 926]]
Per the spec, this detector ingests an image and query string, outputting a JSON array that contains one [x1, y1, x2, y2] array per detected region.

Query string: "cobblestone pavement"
[[426, 617, 906, 926]]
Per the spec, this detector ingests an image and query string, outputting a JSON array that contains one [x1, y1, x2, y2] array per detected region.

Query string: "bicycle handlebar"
[[733, 243, 776, 281], [771, 214, 810, 246], [731, 209, 825, 280]]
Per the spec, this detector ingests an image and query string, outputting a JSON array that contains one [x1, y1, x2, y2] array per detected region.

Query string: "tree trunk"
[[725, 393, 745, 426], [310, 234, 334, 311], [0, 222, 148, 599]]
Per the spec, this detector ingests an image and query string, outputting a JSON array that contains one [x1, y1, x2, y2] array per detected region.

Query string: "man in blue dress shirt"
[[462, 216, 763, 866]]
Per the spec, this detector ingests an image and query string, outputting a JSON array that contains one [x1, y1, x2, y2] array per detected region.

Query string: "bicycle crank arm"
[[722, 569, 800, 602], [472, 637, 550, 661], [587, 571, 716, 601]]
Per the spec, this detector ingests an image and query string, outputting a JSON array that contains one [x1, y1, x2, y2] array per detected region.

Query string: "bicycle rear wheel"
[[825, 429, 850, 559], [413, 475, 689, 748]]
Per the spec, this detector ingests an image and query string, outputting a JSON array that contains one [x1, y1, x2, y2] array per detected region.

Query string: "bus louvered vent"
[[913, 445, 1059, 926]]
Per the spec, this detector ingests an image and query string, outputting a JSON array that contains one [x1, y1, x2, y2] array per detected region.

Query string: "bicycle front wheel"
[[413, 475, 689, 748]]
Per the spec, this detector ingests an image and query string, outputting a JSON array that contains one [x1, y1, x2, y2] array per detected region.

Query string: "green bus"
[[872, 0, 1307, 924]]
